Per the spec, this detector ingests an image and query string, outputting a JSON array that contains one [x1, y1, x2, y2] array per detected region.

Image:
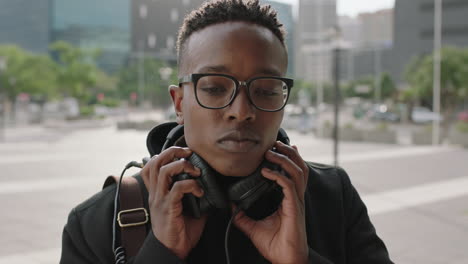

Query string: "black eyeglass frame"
[[178, 73, 294, 112]]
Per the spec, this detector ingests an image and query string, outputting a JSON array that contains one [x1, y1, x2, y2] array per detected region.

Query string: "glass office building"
[[0, 0, 50, 54], [52, 0, 130, 72]]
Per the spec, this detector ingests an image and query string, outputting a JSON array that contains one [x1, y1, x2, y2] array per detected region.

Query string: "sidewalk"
[[1, 120, 465, 264], [0, 108, 165, 143], [0, 124, 68, 143]]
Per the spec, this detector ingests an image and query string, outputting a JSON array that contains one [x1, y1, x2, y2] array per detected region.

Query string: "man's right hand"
[[141, 147, 207, 260]]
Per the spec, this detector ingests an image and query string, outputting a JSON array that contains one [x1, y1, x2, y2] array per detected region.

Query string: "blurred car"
[[282, 104, 317, 133], [411, 106, 443, 124], [457, 110, 468, 122], [367, 104, 400, 122]]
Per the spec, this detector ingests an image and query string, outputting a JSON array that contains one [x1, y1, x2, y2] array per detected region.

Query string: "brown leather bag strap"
[[104, 175, 148, 258]]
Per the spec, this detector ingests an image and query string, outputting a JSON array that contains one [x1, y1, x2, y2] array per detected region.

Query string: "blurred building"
[[131, 0, 294, 71], [392, 0, 468, 82], [358, 9, 393, 48], [295, 0, 337, 82], [348, 0, 468, 84], [339, 9, 394, 85], [51, 0, 131, 73], [297, 0, 337, 45], [262, 0, 295, 76], [0, 0, 50, 54], [131, 0, 206, 64], [339, 15, 361, 48]]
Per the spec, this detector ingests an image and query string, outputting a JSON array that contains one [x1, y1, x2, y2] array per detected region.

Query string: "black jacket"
[[60, 124, 393, 264]]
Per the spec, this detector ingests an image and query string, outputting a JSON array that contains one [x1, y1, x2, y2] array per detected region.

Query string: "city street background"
[[1, 0, 468, 263], [0, 111, 467, 263]]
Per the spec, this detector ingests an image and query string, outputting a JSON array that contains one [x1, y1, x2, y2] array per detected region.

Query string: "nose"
[[224, 84, 256, 122]]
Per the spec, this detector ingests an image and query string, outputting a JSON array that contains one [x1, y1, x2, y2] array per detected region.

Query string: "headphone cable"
[[225, 207, 242, 264]]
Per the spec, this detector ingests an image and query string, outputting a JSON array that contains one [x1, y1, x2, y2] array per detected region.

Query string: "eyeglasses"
[[178, 73, 293, 112]]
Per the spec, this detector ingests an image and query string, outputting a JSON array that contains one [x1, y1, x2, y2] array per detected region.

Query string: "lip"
[[217, 130, 260, 153]]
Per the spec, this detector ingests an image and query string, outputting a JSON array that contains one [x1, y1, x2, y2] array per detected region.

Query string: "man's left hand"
[[233, 141, 309, 264]]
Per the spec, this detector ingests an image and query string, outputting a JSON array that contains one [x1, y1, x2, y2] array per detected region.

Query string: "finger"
[[262, 167, 302, 207], [156, 146, 193, 168], [275, 141, 307, 172], [167, 179, 204, 214], [232, 206, 256, 240], [274, 141, 309, 192], [158, 159, 201, 196], [149, 155, 159, 192], [265, 149, 304, 195], [144, 147, 193, 193], [141, 156, 153, 191]]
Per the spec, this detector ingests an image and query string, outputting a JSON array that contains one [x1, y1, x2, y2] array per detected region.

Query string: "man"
[[60, 0, 394, 263]]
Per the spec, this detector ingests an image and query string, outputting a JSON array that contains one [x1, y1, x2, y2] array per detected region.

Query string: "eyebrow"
[[197, 65, 282, 77]]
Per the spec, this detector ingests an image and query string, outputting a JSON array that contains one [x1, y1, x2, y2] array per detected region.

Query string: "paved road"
[[1, 124, 467, 263]]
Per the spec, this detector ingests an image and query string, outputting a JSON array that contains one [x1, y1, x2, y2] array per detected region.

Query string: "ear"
[[169, 84, 184, 124]]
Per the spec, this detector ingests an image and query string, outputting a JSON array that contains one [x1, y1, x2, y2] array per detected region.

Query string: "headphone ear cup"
[[228, 160, 284, 220], [189, 153, 228, 212]]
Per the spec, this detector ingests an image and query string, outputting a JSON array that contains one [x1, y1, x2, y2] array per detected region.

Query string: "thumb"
[[231, 205, 256, 239]]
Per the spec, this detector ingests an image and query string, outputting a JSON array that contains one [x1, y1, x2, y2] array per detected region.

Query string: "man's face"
[[171, 22, 288, 177]]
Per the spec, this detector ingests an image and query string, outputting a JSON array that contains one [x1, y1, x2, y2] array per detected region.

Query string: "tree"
[[343, 73, 396, 102], [0, 45, 58, 102], [379, 73, 397, 101], [290, 80, 344, 108], [50, 41, 102, 105], [405, 46, 468, 135], [343, 76, 374, 100], [289, 80, 314, 104], [117, 58, 177, 108], [86, 70, 119, 107]]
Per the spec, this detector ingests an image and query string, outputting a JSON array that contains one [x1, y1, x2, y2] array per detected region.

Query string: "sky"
[[337, 0, 395, 16], [275, 0, 395, 17]]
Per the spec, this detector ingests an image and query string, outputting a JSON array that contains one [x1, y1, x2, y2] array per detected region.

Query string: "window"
[[167, 36, 175, 50], [140, 4, 148, 19], [421, 26, 468, 39], [170, 8, 179, 23], [148, 34, 157, 48], [421, 0, 468, 11]]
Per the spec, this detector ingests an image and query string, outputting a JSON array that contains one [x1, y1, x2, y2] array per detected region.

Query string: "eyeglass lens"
[[196, 75, 288, 110]]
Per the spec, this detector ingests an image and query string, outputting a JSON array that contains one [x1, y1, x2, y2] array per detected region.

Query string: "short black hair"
[[177, 0, 286, 65]]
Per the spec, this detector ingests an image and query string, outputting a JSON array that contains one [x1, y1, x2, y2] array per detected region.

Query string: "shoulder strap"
[[104, 175, 148, 258]]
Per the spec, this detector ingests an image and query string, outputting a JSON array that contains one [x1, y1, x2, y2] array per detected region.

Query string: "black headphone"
[[112, 123, 291, 263], [161, 124, 290, 220]]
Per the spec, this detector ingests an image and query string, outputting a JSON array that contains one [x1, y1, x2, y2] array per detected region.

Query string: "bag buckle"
[[117, 208, 149, 228]]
